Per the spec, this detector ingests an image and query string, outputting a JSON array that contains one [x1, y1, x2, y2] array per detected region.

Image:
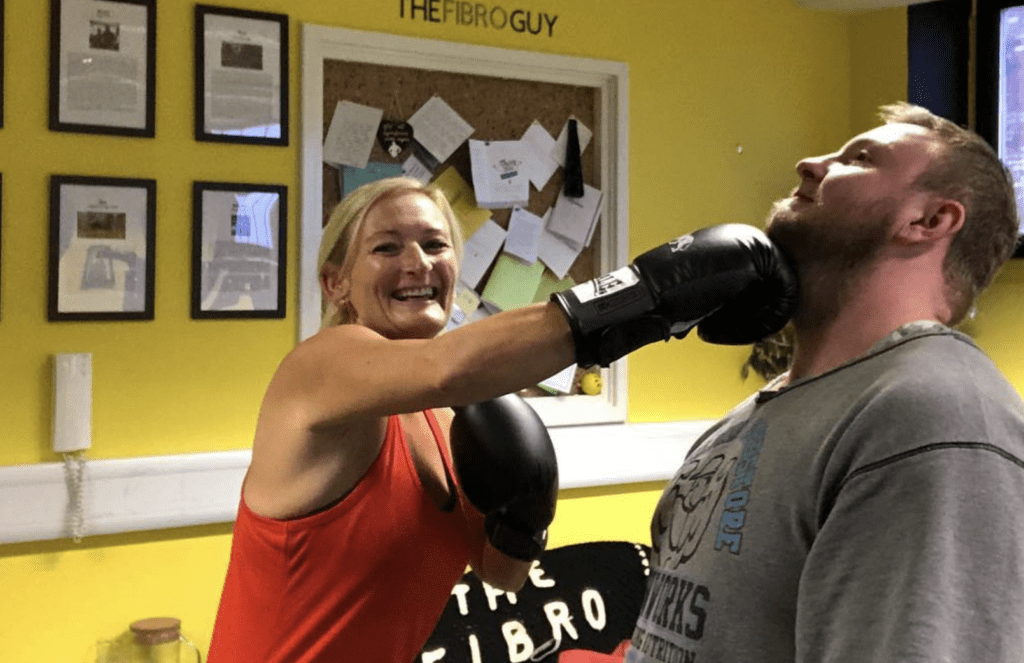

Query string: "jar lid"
[[130, 617, 181, 646]]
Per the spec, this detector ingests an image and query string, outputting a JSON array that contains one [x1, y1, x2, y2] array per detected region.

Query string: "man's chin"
[[764, 197, 801, 228], [764, 204, 808, 258]]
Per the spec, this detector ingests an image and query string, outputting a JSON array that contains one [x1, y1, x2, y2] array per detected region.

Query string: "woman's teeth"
[[393, 287, 437, 301]]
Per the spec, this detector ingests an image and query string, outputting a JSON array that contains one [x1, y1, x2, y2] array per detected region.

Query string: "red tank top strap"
[[423, 408, 458, 511], [423, 408, 452, 468]]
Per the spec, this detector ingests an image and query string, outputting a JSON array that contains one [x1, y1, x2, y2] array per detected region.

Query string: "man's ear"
[[898, 197, 965, 245]]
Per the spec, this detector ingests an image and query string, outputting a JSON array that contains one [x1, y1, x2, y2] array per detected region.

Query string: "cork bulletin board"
[[319, 62, 602, 284], [300, 24, 630, 426]]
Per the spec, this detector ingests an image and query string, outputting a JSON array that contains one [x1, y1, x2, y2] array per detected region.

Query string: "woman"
[[207, 177, 578, 663], [207, 175, 794, 662]]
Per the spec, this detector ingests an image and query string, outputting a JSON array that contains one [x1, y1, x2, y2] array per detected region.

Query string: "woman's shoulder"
[[266, 325, 388, 414], [291, 323, 386, 357]]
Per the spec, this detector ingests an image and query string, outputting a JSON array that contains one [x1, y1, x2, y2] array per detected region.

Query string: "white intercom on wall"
[[53, 353, 92, 541], [53, 353, 92, 453]]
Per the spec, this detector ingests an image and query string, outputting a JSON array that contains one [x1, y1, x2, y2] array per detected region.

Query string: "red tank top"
[[208, 410, 484, 663]]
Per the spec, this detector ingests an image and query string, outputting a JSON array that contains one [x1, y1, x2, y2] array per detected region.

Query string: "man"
[[625, 103, 1024, 663]]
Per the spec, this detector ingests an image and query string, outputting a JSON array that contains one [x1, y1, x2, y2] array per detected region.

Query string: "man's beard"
[[764, 195, 896, 328], [765, 196, 896, 270]]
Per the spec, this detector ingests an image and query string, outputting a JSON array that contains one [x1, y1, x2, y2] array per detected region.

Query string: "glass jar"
[[128, 618, 201, 663]]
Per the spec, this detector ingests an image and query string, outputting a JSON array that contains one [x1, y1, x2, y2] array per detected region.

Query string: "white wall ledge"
[[0, 420, 713, 545]]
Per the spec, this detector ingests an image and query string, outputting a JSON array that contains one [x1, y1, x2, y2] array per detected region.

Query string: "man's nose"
[[796, 154, 829, 182]]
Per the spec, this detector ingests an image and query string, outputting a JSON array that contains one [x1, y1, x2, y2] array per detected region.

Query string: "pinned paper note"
[[446, 298, 494, 333], [408, 96, 474, 164], [469, 139, 530, 209], [520, 122, 560, 190], [548, 184, 603, 250], [402, 154, 432, 184], [412, 141, 442, 172], [446, 303, 468, 331], [481, 254, 546, 311], [459, 220, 507, 289], [323, 101, 383, 169], [445, 282, 483, 332], [504, 207, 544, 264], [539, 364, 577, 394], [539, 233, 581, 279], [341, 162, 404, 197], [429, 167, 492, 236], [552, 118, 593, 168], [537, 207, 581, 279]]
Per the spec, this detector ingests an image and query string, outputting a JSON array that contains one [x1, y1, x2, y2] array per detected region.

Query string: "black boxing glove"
[[551, 224, 798, 367], [696, 263, 798, 345], [450, 394, 558, 562]]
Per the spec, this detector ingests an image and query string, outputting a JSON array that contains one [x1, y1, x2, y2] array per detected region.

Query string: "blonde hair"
[[317, 176, 464, 328]]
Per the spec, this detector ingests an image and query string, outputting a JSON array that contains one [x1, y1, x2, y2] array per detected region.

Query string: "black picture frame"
[[48, 0, 156, 137], [191, 181, 287, 319], [49, 175, 156, 322], [194, 5, 289, 146]]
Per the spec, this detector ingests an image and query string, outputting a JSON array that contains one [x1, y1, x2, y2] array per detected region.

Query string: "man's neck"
[[785, 258, 948, 384]]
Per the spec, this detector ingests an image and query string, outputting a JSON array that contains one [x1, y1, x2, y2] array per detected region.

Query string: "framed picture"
[[49, 0, 156, 137], [49, 175, 156, 321], [192, 181, 287, 319], [194, 5, 289, 145]]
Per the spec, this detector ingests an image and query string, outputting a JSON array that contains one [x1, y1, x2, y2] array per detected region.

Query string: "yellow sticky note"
[[429, 167, 492, 236], [429, 166, 473, 204], [457, 206, 494, 237], [454, 284, 481, 315], [481, 254, 546, 311]]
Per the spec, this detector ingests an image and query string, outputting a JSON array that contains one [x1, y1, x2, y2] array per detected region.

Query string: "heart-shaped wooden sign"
[[377, 120, 414, 158]]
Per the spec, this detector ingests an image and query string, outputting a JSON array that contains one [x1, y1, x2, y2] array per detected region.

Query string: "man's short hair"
[[878, 102, 1020, 324]]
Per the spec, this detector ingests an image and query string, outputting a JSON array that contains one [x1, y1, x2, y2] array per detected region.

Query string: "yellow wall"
[[851, 8, 908, 133], [0, 1, 927, 660]]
